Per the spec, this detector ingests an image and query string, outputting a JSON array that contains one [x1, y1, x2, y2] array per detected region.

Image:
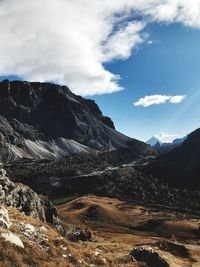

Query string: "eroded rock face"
[[0, 163, 89, 241], [0, 163, 62, 225], [0, 80, 152, 162], [0, 163, 46, 221]]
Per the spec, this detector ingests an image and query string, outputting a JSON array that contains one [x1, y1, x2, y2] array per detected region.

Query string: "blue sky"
[[91, 23, 200, 141], [0, 1, 200, 142]]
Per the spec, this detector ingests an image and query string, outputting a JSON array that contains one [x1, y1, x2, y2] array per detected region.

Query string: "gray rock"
[[0, 80, 152, 162], [0, 207, 11, 229], [130, 246, 170, 267], [0, 163, 60, 225], [0, 164, 84, 240], [0, 165, 46, 221], [21, 223, 35, 236]]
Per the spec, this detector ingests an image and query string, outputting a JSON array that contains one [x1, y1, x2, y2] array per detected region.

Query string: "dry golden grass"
[[57, 195, 200, 267], [1, 195, 200, 266], [0, 204, 143, 266]]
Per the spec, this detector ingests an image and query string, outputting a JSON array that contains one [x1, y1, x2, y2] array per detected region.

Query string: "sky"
[[0, 0, 200, 142]]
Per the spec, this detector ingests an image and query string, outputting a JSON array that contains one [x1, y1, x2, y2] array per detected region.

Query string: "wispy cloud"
[[169, 95, 186, 103], [134, 95, 186, 107], [0, 1, 199, 95]]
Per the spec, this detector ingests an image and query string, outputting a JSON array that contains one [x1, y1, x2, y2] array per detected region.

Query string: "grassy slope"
[[57, 195, 200, 267]]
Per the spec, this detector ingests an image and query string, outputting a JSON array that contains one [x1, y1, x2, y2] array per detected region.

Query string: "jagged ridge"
[[0, 80, 152, 162]]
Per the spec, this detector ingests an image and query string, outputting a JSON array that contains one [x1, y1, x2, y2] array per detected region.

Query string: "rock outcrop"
[[0, 162, 93, 243], [130, 246, 170, 267], [0, 205, 106, 267], [0, 163, 46, 220]]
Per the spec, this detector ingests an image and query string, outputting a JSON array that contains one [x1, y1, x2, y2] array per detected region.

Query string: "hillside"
[[0, 80, 152, 162], [1, 80, 200, 266], [57, 195, 200, 267], [147, 128, 200, 189]]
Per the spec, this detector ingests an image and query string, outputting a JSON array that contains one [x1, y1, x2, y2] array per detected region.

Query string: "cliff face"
[[0, 80, 151, 162], [0, 80, 115, 144]]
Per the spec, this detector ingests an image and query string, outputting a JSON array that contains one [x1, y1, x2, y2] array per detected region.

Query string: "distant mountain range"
[[146, 136, 161, 146], [146, 136, 187, 153]]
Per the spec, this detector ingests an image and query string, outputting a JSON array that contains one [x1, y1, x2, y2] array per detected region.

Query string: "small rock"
[[23, 223, 35, 235], [40, 226, 47, 233], [94, 251, 100, 256], [1, 232, 24, 248], [61, 245, 67, 251], [102, 258, 107, 263], [17, 222, 36, 238]]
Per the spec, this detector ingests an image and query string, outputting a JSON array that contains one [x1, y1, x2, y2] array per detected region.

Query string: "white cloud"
[[0, 0, 199, 95], [169, 95, 186, 103], [134, 94, 186, 107], [144, 0, 200, 28], [134, 95, 171, 107], [155, 132, 179, 143], [102, 21, 146, 61]]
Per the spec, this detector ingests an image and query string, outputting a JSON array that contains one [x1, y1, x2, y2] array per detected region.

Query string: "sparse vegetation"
[[52, 197, 77, 206]]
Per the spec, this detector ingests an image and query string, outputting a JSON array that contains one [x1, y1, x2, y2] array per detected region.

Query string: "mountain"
[[147, 136, 187, 153], [0, 80, 152, 162], [0, 81, 200, 267], [147, 128, 200, 189], [146, 137, 161, 146], [172, 136, 187, 145]]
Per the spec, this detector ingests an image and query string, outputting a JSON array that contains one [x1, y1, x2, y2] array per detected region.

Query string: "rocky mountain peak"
[[0, 80, 152, 162], [0, 80, 115, 132]]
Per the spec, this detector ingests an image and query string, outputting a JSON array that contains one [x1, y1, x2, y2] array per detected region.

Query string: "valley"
[[57, 195, 200, 267], [0, 80, 200, 266]]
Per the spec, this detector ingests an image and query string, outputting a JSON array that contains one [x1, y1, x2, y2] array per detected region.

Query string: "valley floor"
[[58, 195, 200, 267]]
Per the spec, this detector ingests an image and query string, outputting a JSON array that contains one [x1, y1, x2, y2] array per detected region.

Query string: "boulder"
[[130, 246, 170, 267], [154, 240, 190, 258], [21, 223, 35, 236]]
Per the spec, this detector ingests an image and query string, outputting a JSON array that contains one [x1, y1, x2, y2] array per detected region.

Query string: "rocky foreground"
[[2, 159, 200, 267], [0, 164, 104, 266]]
